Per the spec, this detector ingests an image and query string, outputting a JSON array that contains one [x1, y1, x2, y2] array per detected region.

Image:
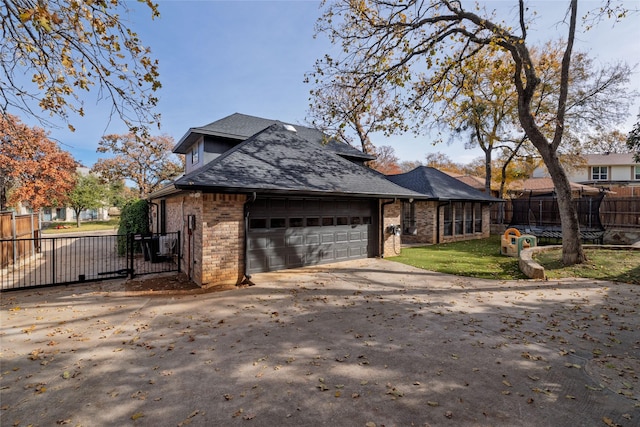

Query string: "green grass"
[[388, 235, 527, 280], [535, 248, 640, 284], [42, 218, 120, 234], [389, 235, 640, 283]]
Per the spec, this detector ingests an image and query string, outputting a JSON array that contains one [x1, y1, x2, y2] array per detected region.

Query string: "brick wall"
[[402, 201, 438, 245], [382, 200, 402, 257], [200, 193, 245, 287], [152, 192, 246, 288]]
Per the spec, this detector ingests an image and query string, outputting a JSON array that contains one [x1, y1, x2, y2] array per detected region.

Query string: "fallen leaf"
[[131, 412, 144, 420]]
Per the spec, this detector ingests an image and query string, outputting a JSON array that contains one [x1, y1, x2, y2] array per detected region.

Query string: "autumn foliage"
[[0, 114, 76, 211]]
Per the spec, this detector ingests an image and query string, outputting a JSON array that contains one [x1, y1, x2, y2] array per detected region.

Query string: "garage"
[[246, 197, 376, 273]]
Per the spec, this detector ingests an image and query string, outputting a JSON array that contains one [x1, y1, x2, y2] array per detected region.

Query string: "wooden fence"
[[1, 212, 40, 269]]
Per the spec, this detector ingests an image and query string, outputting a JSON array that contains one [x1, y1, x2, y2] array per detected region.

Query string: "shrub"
[[117, 199, 149, 255]]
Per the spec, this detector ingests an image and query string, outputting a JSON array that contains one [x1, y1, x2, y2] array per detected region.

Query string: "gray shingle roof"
[[386, 167, 501, 202], [173, 112, 375, 161], [174, 124, 423, 199]]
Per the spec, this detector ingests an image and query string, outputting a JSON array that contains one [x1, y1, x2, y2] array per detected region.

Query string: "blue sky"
[[25, 0, 640, 168]]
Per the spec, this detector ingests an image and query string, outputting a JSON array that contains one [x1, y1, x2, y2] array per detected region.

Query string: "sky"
[[18, 0, 640, 168]]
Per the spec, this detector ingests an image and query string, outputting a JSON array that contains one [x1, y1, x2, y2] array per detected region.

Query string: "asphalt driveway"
[[1, 258, 638, 426]]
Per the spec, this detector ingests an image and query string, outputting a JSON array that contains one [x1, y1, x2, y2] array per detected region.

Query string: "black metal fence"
[[0, 232, 180, 292]]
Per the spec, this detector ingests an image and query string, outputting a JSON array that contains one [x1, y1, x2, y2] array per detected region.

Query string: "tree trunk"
[[484, 148, 492, 194], [536, 145, 586, 265]]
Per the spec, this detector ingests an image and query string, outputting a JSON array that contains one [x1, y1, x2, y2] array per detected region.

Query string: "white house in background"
[[533, 153, 640, 197], [40, 166, 110, 223]]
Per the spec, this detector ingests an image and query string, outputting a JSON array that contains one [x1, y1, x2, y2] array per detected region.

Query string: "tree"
[[67, 173, 108, 227], [0, 0, 161, 135], [627, 115, 640, 162], [0, 114, 76, 211], [424, 153, 464, 174], [92, 133, 183, 197], [368, 145, 402, 174], [313, 0, 633, 265], [583, 129, 631, 154]]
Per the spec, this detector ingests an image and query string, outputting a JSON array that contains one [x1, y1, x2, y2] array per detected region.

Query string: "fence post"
[[177, 231, 181, 273], [11, 211, 16, 265], [128, 233, 134, 279]]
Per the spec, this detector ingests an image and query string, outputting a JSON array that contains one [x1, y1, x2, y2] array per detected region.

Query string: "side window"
[[191, 147, 199, 165]]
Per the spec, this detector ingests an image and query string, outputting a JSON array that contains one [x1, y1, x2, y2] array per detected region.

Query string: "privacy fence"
[[491, 197, 640, 229], [1, 211, 40, 270]]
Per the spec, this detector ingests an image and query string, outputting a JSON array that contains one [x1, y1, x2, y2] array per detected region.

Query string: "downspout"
[[380, 198, 396, 258], [241, 192, 257, 285], [436, 201, 449, 244]]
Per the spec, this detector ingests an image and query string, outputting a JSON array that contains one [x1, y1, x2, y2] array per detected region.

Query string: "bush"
[[117, 199, 149, 255]]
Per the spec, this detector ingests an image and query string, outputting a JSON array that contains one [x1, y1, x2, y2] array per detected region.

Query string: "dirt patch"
[[124, 272, 200, 292]]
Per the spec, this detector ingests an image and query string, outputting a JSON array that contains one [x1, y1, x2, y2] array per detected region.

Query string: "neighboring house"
[[39, 166, 110, 223], [533, 153, 640, 196], [508, 177, 603, 198], [148, 113, 502, 288], [387, 167, 500, 245]]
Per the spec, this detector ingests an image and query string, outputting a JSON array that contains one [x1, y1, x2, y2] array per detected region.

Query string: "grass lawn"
[[42, 219, 120, 234], [389, 235, 640, 283], [388, 235, 527, 280], [535, 248, 640, 284]]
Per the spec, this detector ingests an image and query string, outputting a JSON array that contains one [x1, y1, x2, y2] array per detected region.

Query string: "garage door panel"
[[247, 198, 374, 274]]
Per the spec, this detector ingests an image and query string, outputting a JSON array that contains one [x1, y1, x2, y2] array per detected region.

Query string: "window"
[[443, 204, 453, 236], [322, 217, 334, 226], [591, 166, 607, 180], [474, 204, 483, 233], [454, 202, 464, 235], [270, 218, 286, 228], [464, 203, 473, 234], [402, 201, 415, 233], [191, 147, 199, 164], [289, 218, 303, 227], [350, 216, 361, 225], [336, 216, 348, 225], [249, 218, 267, 229], [635, 166, 640, 180], [306, 217, 320, 227]]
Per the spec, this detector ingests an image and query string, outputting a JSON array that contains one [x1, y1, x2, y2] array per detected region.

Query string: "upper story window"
[[635, 166, 640, 180], [591, 166, 608, 181], [191, 146, 199, 165]]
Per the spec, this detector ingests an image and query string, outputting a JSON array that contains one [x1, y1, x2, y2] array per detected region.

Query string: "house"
[[508, 177, 604, 197], [386, 167, 500, 245], [148, 113, 501, 288], [13, 166, 110, 223], [533, 153, 640, 197]]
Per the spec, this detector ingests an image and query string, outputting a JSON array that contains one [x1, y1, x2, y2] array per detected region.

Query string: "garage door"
[[247, 198, 376, 274]]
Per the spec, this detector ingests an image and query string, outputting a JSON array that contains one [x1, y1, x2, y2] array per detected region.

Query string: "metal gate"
[[0, 232, 180, 292]]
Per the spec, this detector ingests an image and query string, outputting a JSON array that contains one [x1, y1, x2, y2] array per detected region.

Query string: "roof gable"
[[386, 167, 500, 202], [174, 124, 422, 199]]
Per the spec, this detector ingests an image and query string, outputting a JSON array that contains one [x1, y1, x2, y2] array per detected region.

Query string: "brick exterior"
[[381, 200, 402, 257], [400, 201, 492, 245], [151, 193, 246, 288]]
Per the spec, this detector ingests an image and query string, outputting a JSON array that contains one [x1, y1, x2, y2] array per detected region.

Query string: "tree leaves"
[[0, 114, 76, 210], [1, 0, 162, 136]]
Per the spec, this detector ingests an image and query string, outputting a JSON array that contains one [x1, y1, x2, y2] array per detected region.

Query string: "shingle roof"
[[174, 124, 423, 199], [386, 167, 501, 202], [509, 177, 603, 194], [584, 153, 637, 166], [173, 112, 375, 161]]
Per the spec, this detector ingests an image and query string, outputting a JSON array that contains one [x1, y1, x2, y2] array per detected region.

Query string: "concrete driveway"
[[1, 258, 638, 426]]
